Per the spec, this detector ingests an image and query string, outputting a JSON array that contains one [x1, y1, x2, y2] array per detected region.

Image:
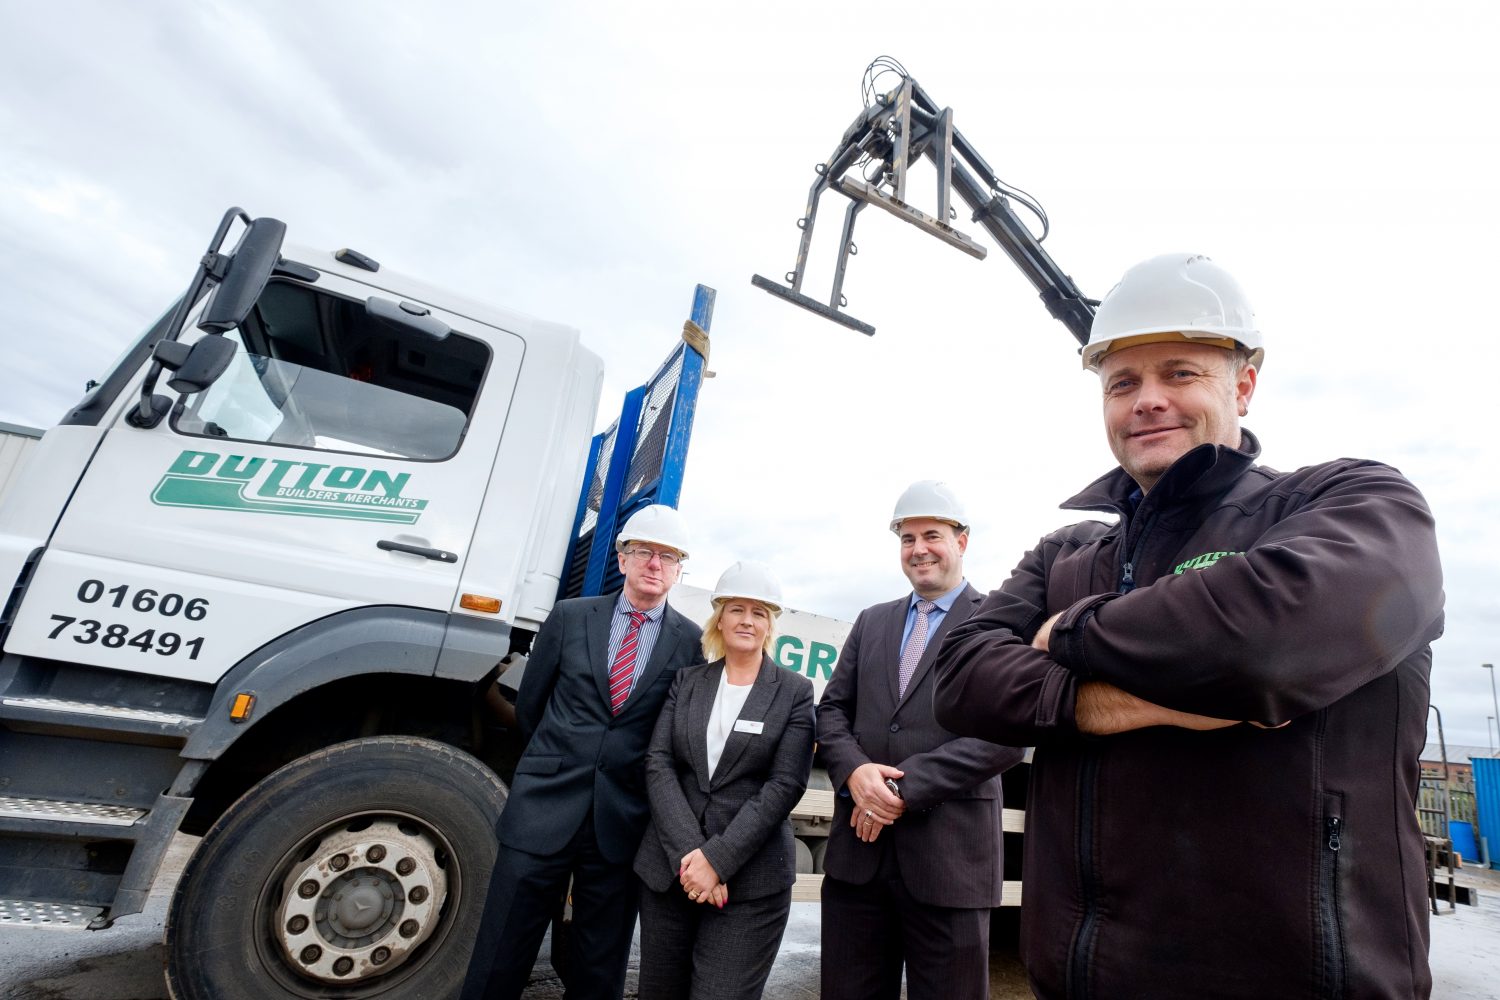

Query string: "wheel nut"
[[367, 845, 387, 863], [332, 957, 354, 976], [408, 885, 428, 904], [396, 857, 415, 876], [298, 879, 320, 898], [287, 914, 309, 934], [330, 853, 349, 871], [399, 919, 420, 938], [300, 944, 323, 964], [372, 946, 391, 965]]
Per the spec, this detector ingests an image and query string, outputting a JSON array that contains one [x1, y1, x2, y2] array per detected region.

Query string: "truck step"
[[0, 696, 202, 727], [0, 899, 104, 930], [0, 794, 145, 827]]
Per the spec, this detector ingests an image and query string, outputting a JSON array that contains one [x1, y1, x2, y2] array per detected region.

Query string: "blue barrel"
[[1448, 820, 1478, 863], [1475, 756, 1500, 870]]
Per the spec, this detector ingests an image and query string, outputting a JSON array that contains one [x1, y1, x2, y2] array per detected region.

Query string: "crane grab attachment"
[[751, 58, 1097, 346]]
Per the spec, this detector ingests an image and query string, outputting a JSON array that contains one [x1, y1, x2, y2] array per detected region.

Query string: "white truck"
[[0, 208, 732, 998]]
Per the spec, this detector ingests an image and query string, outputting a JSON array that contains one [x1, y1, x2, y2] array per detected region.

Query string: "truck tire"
[[165, 736, 506, 999]]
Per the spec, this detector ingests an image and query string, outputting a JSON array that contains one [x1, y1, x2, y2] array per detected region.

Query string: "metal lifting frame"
[[752, 73, 1096, 346]]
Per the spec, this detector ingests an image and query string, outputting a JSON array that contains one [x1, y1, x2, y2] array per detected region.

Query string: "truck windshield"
[[172, 280, 489, 461]]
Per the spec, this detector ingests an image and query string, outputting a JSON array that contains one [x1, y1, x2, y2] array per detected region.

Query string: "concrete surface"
[[2, 834, 1497, 999]]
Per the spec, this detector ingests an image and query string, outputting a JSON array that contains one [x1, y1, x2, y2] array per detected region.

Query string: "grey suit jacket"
[[634, 654, 815, 900], [816, 583, 1024, 908], [499, 594, 705, 864]]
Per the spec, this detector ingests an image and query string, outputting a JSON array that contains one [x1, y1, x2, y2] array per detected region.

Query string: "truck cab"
[[0, 211, 711, 998]]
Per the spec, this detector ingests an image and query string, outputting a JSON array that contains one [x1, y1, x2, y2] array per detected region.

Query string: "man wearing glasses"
[[463, 505, 705, 1000]]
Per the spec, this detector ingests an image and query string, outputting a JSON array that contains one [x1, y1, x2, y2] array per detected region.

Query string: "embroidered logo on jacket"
[[1173, 550, 1244, 575]]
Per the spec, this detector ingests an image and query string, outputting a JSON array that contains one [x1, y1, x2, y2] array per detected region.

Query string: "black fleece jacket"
[[935, 430, 1444, 1000]]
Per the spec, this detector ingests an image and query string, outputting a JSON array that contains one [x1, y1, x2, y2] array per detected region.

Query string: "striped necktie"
[[609, 611, 649, 714], [898, 600, 938, 698]]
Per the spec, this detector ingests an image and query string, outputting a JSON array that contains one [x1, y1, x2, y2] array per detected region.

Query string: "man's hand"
[[1076, 681, 1240, 735], [678, 849, 720, 901], [847, 762, 905, 841], [1032, 611, 1062, 652]]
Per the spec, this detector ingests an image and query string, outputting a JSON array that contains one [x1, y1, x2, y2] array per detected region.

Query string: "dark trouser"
[[637, 880, 793, 1000], [819, 861, 990, 1000], [461, 814, 639, 1000]]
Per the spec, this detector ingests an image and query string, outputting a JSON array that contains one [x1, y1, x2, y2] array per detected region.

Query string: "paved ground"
[[2, 835, 1496, 999]]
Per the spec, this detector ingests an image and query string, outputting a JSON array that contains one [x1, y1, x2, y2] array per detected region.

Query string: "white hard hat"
[[889, 480, 968, 535], [615, 504, 692, 559], [1082, 254, 1263, 372], [711, 560, 783, 615]]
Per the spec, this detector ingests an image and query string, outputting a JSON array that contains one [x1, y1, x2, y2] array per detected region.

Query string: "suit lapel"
[[882, 598, 908, 707], [894, 585, 981, 712], [711, 655, 781, 787], [588, 597, 614, 709], [687, 661, 719, 793]]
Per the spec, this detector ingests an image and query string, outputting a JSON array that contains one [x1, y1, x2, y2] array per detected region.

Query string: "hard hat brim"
[[1083, 330, 1260, 371]]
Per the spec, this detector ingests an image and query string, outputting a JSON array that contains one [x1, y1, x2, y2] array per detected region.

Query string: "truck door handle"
[[377, 539, 458, 563]]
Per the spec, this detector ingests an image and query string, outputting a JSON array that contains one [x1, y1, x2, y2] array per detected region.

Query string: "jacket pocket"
[[1318, 791, 1346, 999], [515, 754, 563, 776]]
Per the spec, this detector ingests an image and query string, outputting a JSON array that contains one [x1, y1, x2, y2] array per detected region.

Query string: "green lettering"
[[775, 636, 805, 674], [808, 642, 838, 680], [361, 470, 410, 497], [325, 466, 365, 490], [217, 455, 264, 480], [169, 450, 219, 475], [293, 463, 330, 490], [258, 459, 301, 496]]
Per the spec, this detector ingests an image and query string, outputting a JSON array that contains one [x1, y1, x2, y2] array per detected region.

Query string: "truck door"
[[3, 271, 522, 683]]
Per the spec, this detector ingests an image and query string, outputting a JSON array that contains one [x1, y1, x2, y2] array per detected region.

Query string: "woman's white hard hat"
[[711, 560, 783, 616]]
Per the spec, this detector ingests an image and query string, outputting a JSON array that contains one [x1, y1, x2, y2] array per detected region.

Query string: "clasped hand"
[[848, 761, 905, 842], [679, 848, 727, 907]]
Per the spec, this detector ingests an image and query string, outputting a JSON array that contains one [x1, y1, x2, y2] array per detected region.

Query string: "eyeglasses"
[[622, 547, 683, 567]]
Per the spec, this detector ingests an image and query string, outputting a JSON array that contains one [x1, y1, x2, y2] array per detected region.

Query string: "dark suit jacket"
[[498, 594, 705, 864], [816, 583, 1024, 908], [634, 654, 815, 900]]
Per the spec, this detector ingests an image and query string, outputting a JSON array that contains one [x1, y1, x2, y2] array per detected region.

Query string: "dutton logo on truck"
[[151, 450, 429, 524]]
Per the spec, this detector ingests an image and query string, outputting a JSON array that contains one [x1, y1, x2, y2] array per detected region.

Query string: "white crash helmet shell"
[[1083, 253, 1264, 372], [711, 560, 783, 615], [615, 504, 692, 559], [889, 480, 968, 535]]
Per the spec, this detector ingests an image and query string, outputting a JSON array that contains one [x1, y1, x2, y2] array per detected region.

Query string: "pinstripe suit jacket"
[[634, 655, 815, 900], [499, 594, 704, 864], [816, 583, 1024, 908]]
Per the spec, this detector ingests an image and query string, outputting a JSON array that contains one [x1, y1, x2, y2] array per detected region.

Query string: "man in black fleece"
[[935, 253, 1444, 1000]]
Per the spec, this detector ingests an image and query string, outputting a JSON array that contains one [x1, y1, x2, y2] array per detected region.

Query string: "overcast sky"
[[3, 0, 1497, 748]]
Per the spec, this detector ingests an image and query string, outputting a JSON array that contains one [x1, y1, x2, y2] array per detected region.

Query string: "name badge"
[[733, 719, 764, 735]]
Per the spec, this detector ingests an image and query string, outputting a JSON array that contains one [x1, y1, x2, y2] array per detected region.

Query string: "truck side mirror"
[[198, 217, 287, 334], [164, 335, 238, 394]]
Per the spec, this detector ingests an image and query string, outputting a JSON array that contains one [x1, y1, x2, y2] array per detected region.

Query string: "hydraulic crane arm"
[[752, 61, 1096, 347]]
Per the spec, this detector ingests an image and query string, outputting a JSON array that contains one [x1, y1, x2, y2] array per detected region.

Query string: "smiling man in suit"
[[816, 481, 1025, 1000], [463, 504, 705, 1000]]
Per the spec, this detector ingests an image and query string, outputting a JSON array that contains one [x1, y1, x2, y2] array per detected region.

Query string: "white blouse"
[[706, 669, 755, 777]]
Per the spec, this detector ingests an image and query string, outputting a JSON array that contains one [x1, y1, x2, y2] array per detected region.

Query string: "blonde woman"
[[633, 561, 815, 1000]]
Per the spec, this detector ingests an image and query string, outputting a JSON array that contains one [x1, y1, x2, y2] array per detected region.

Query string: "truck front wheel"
[[165, 736, 506, 999]]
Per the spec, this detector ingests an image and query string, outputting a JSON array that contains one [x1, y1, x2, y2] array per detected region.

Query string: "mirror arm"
[[130, 208, 251, 429]]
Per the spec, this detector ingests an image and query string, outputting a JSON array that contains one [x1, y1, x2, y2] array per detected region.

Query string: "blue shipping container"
[[1474, 756, 1500, 870]]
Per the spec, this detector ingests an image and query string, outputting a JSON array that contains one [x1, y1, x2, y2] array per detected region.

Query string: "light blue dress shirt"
[[899, 579, 969, 656]]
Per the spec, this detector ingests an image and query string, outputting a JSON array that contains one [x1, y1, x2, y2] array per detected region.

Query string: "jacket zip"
[[1319, 805, 1346, 998], [1069, 510, 1157, 997], [1068, 751, 1100, 1000]]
